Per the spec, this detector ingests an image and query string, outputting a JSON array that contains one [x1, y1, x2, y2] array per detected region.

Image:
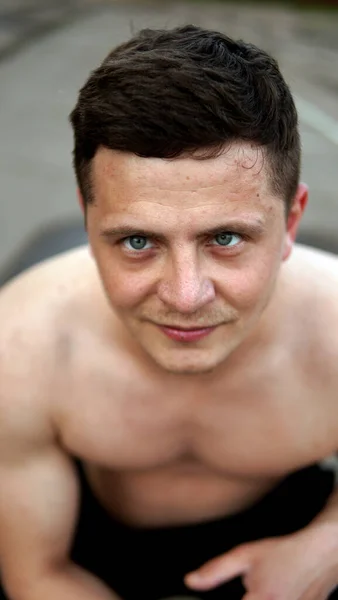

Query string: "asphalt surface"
[[0, 1, 337, 270]]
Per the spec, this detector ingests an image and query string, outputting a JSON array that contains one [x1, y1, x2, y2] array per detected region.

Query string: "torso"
[[58, 350, 338, 527], [4, 244, 338, 528]]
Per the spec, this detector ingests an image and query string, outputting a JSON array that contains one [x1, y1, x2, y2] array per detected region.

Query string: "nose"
[[157, 249, 215, 314]]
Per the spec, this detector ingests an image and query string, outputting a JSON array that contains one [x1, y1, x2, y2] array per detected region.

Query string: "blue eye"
[[213, 233, 242, 247], [123, 236, 152, 251]]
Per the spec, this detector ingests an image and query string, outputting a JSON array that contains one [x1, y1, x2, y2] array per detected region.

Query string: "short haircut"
[[70, 25, 300, 211]]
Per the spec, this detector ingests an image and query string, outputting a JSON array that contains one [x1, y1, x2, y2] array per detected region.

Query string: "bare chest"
[[55, 359, 338, 526], [57, 365, 337, 478]]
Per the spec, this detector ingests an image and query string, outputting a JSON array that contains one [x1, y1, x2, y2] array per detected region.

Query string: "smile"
[[157, 325, 217, 343]]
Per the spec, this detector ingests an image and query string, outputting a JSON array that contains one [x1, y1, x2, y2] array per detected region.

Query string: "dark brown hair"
[[69, 25, 300, 210]]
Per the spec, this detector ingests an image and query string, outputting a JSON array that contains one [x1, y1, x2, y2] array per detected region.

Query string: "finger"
[[184, 544, 252, 591], [300, 576, 336, 600], [242, 594, 263, 600]]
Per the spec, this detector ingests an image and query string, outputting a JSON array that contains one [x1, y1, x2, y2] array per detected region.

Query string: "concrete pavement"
[[0, 0, 97, 59], [0, 1, 337, 270]]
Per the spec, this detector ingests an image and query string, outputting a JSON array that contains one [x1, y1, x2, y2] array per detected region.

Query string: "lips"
[[158, 325, 216, 342]]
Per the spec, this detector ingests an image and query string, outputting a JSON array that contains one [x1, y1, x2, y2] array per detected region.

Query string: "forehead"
[[91, 144, 281, 224]]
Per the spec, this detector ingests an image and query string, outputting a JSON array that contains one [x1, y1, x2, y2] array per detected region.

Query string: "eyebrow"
[[100, 219, 266, 241]]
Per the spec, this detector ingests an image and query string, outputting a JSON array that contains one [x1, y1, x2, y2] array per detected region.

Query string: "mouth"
[[157, 324, 218, 343]]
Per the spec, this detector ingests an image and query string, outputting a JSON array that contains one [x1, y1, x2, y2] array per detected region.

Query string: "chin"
[[126, 320, 244, 375], [144, 346, 228, 376]]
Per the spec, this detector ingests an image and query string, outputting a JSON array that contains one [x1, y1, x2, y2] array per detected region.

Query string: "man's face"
[[86, 145, 302, 375]]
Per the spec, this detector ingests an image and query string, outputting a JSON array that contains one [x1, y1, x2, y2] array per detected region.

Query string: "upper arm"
[[0, 280, 79, 597], [0, 445, 79, 594]]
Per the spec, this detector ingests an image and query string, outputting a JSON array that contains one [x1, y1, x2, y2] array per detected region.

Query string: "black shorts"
[[69, 460, 338, 600]]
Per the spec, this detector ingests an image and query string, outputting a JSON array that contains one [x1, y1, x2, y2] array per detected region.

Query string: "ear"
[[282, 183, 308, 261], [77, 187, 88, 231], [77, 187, 85, 214]]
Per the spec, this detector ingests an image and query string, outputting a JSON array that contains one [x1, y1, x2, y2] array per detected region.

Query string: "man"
[[0, 23, 338, 600]]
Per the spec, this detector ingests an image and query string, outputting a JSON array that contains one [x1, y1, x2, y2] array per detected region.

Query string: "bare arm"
[[0, 428, 121, 600], [0, 282, 121, 600], [0, 449, 122, 600]]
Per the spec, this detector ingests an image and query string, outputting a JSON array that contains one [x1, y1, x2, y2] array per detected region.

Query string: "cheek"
[[219, 257, 278, 309], [92, 245, 150, 308], [102, 266, 153, 309]]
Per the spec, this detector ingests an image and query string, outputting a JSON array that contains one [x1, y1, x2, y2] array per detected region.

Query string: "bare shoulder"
[[282, 243, 338, 387], [285, 244, 338, 311], [0, 246, 98, 439], [287, 243, 337, 280], [0, 245, 95, 338]]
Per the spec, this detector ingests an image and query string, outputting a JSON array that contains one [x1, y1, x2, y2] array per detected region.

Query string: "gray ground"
[[0, 0, 337, 271]]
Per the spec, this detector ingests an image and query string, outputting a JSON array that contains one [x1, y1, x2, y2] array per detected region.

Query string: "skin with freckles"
[[87, 144, 291, 375], [1, 143, 338, 600]]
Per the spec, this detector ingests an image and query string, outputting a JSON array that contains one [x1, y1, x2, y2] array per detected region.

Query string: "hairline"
[[77, 143, 292, 214]]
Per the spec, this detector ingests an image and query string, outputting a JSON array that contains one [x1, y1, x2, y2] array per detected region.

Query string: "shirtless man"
[[1, 24, 338, 600]]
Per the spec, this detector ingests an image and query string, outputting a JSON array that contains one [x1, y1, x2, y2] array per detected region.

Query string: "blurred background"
[[0, 0, 337, 279]]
